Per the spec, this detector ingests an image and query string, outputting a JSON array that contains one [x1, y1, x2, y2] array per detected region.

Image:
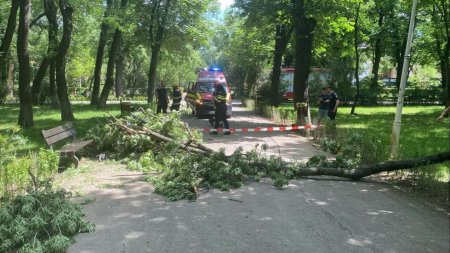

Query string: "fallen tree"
[[88, 109, 450, 200]]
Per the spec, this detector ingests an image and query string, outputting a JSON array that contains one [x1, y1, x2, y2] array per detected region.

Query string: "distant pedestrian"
[[170, 85, 182, 111], [326, 86, 339, 121], [317, 87, 330, 125], [156, 81, 169, 114], [210, 82, 230, 135]]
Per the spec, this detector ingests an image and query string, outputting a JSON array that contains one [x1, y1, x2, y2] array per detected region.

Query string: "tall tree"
[[31, 0, 59, 105], [147, 0, 172, 103], [98, 0, 128, 109], [91, 0, 113, 105], [17, 0, 33, 127], [292, 0, 316, 107], [55, 0, 75, 121], [433, 0, 450, 105], [0, 0, 19, 97], [351, 2, 362, 115]]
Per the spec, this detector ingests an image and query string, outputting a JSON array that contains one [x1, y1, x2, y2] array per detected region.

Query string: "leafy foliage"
[[0, 180, 95, 253], [86, 108, 200, 155], [0, 129, 59, 199]]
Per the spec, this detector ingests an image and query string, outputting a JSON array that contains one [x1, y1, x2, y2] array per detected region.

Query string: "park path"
[[66, 102, 449, 253]]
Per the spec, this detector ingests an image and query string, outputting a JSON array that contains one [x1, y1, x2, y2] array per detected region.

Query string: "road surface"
[[68, 102, 449, 253]]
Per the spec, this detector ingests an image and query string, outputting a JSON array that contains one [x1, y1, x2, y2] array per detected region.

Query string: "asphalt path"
[[68, 102, 449, 253]]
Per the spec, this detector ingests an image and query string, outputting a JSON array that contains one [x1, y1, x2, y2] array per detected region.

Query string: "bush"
[[0, 129, 59, 199]]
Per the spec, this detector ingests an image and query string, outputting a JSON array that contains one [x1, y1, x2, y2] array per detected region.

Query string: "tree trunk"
[[31, 57, 49, 105], [295, 152, 450, 180], [7, 62, 14, 97], [147, 0, 172, 104], [55, 0, 74, 121], [271, 25, 292, 107], [0, 0, 19, 92], [91, 0, 113, 105], [370, 9, 384, 105], [98, 28, 122, 108], [351, 3, 361, 115], [147, 46, 160, 103], [292, 0, 316, 107], [17, 0, 33, 127], [31, 0, 58, 106], [115, 50, 125, 98]]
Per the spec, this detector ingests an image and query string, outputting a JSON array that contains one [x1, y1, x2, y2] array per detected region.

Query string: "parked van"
[[185, 68, 232, 118]]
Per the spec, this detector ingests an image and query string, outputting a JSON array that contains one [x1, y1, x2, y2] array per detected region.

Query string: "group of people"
[[156, 81, 182, 114], [317, 86, 339, 125], [155, 81, 231, 135]]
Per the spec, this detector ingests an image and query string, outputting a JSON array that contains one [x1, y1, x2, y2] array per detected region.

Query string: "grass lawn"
[[279, 104, 449, 159], [0, 104, 123, 152]]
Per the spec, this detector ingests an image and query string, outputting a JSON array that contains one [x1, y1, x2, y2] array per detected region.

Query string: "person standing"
[[317, 87, 330, 125], [156, 81, 169, 114], [327, 86, 339, 121], [170, 85, 182, 111], [211, 82, 230, 135]]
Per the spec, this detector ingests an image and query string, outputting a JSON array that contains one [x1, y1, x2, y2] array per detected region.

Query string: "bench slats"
[[59, 140, 93, 153], [42, 123, 73, 139]]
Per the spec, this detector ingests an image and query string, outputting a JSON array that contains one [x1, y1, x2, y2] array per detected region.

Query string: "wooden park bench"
[[42, 123, 93, 168]]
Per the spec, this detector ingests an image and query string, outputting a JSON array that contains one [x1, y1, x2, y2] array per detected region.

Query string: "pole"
[[390, 0, 418, 159]]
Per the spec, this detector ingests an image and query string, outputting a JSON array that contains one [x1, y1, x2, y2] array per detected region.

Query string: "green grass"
[[280, 104, 449, 159], [0, 104, 124, 152]]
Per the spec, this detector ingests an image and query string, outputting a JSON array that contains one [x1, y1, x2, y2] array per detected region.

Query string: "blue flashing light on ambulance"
[[185, 68, 232, 118]]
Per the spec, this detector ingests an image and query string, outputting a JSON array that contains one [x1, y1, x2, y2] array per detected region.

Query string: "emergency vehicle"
[[185, 68, 232, 118], [281, 67, 295, 101]]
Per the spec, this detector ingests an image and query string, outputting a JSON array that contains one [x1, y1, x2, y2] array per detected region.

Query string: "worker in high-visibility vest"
[[170, 85, 182, 111], [211, 82, 230, 135]]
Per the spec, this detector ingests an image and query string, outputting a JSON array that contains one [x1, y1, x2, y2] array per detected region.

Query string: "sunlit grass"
[[0, 104, 124, 152]]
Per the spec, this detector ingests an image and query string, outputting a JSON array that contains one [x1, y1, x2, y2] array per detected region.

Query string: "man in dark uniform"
[[156, 81, 169, 114], [211, 82, 230, 135], [170, 85, 182, 111], [326, 86, 339, 121]]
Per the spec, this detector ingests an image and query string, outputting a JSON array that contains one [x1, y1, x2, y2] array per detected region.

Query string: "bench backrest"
[[42, 123, 76, 146]]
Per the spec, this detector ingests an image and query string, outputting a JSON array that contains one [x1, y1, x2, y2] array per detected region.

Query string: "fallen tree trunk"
[[296, 152, 450, 180], [109, 116, 449, 181]]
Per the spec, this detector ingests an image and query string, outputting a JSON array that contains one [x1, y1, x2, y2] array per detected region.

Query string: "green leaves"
[[0, 186, 94, 253]]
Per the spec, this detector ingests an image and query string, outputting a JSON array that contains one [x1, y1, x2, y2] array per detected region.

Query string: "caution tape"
[[198, 124, 316, 133]]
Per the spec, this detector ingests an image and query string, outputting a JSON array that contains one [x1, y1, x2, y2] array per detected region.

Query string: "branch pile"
[[87, 109, 450, 200]]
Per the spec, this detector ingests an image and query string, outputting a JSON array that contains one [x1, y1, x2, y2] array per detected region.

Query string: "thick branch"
[[296, 152, 450, 180]]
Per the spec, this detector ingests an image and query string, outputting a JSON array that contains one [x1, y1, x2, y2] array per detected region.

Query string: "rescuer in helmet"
[[210, 82, 230, 135]]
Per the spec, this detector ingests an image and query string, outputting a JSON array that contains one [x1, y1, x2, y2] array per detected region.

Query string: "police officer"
[[211, 82, 230, 135], [156, 81, 169, 114]]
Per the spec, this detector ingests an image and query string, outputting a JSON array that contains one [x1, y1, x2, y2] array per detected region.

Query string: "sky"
[[219, 0, 234, 11]]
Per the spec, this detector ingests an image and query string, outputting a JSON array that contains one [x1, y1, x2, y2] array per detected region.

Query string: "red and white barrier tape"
[[198, 124, 316, 133]]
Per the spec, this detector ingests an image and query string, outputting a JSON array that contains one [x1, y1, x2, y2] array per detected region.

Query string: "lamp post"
[[390, 0, 418, 159]]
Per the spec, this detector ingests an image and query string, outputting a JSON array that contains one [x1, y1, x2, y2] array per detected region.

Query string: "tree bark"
[[370, 7, 384, 105], [98, 0, 128, 108], [55, 0, 74, 121], [295, 152, 450, 180], [31, 0, 58, 106], [91, 0, 113, 105], [98, 27, 122, 108], [292, 0, 316, 107], [0, 0, 19, 93], [147, 46, 160, 102], [31, 57, 49, 105], [7, 62, 14, 97], [17, 0, 33, 127], [147, 0, 172, 103], [351, 3, 361, 115], [115, 51, 125, 98], [271, 24, 293, 107]]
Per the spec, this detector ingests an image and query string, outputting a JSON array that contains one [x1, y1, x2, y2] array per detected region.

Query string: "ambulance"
[[185, 68, 232, 118]]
